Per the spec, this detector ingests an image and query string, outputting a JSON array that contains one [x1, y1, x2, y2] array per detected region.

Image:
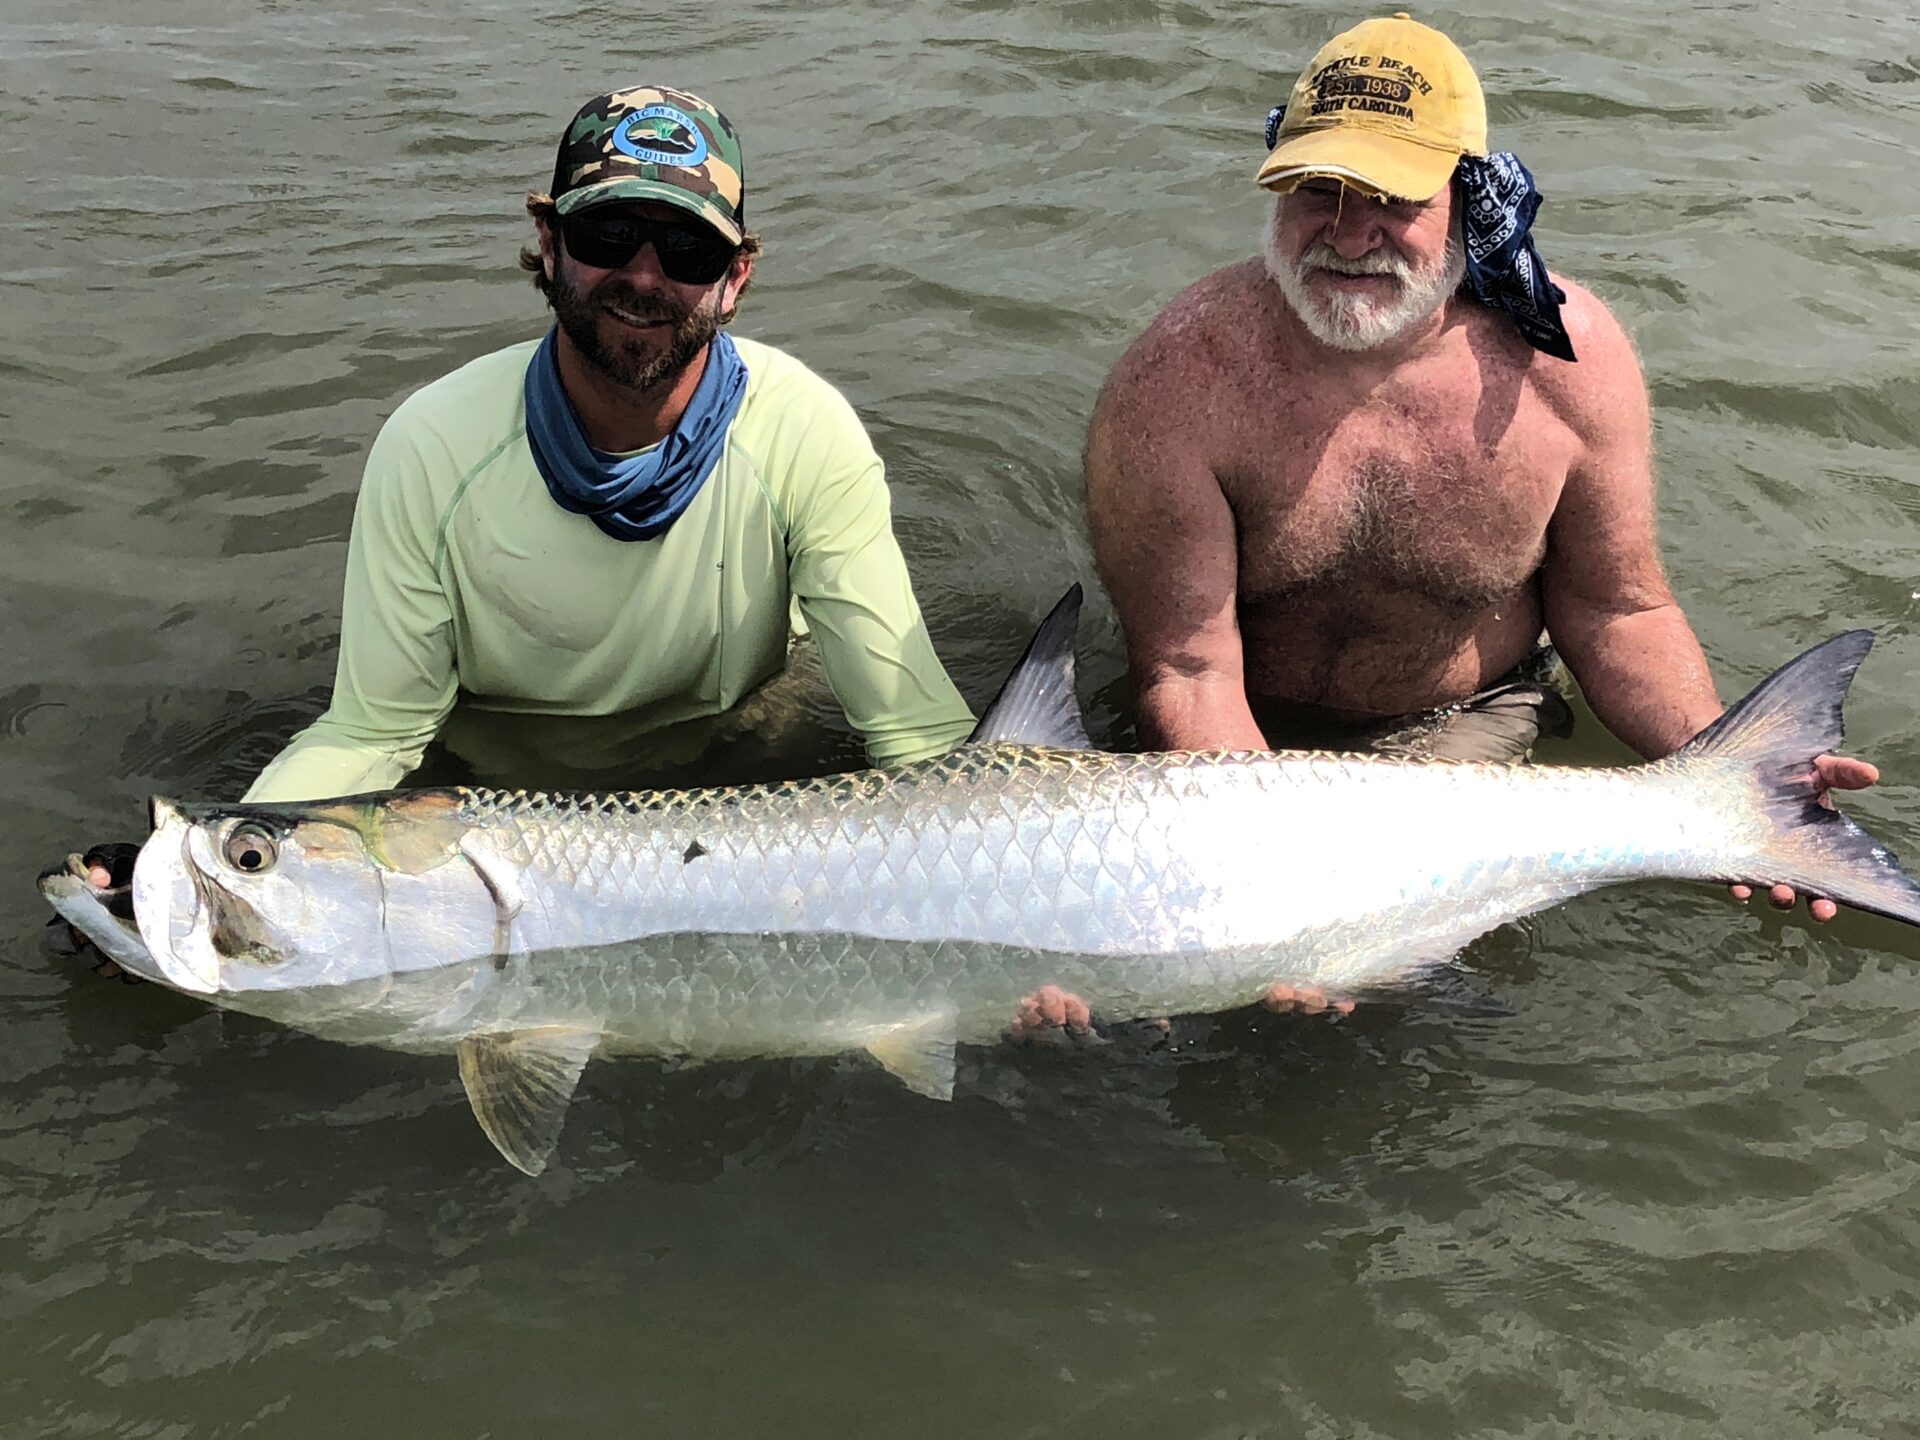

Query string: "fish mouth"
[[39, 852, 139, 918], [36, 855, 99, 912], [37, 853, 87, 888], [130, 804, 224, 995], [38, 854, 170, 985]]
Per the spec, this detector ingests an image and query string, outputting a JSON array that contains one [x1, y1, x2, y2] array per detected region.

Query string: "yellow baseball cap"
[[1256, 13, 1487, 202]]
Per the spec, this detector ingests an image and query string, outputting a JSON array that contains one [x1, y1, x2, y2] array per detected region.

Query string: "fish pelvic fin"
[[456, 1026, 599, 1176], [865, 1014, 959, 1100], [964, 584, 1094, 750], [1676, 629, 1920, 927]]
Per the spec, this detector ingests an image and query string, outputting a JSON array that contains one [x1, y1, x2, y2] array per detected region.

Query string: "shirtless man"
[[1060, 15, 1875, 1025]]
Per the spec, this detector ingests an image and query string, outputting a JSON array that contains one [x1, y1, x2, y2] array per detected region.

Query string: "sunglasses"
[[559, 212, 739, 285]]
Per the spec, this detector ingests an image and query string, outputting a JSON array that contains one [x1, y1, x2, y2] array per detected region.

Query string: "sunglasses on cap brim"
[[559, 211, 740, 285]]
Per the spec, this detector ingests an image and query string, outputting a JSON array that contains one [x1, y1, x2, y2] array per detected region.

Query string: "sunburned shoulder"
[[1524, 275, 1644, 402], [1106, 259, 1276, 395], [1459, 273, 1648, 454]]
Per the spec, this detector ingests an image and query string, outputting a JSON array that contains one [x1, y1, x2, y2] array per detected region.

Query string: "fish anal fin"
[[456, 1026, 599, 1175], [865, 1015, 959, 1100]]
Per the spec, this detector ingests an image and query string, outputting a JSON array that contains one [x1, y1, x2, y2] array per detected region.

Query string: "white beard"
[[1263, 215, 1466, 352]]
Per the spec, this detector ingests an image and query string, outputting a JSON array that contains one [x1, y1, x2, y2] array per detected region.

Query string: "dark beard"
[[549, 269, 722, 393]]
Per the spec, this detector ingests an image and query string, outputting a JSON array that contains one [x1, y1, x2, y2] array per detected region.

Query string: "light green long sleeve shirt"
[[245, 336, 974, 803]]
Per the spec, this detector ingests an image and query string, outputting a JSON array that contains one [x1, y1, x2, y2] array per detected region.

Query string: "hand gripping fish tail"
[[30, 592, 1920, 1177], [1670, 630, 1920, 926]]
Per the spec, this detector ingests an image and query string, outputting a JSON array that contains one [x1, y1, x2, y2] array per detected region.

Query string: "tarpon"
[[39, 588, 1920, 1174]]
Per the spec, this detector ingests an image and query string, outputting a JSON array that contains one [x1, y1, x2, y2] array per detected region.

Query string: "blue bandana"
[[1262, 107, 1575, 362], [522, 326, 750, 542]]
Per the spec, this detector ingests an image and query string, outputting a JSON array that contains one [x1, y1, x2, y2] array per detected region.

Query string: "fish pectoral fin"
[[455, 1026, 600, 1176], [865, 1015, 960, 1101]]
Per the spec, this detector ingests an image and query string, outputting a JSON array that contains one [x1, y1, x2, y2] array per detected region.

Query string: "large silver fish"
[[39, 589, 1920, 1174]]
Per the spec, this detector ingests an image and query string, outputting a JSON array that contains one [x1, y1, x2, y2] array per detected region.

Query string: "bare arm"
[[1539, 286, 1876, 919], [1083, 314, 1267, 752], [1537, 288, 1723, 759]]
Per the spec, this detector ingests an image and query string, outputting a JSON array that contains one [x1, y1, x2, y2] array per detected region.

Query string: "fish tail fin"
[[1675, 630, 1920, 926]]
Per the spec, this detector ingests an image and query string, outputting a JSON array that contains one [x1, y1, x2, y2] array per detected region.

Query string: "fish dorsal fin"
[[964, 584, 1093, 750], [456, 1026, 599, 1175], [865, 1014, 959, 1100]]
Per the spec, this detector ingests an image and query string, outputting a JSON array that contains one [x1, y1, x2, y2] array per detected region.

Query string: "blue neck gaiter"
[[522, 326, 750, 542]]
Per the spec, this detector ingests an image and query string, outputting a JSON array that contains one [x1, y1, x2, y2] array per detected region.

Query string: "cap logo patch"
[[1306, 54, 1433, 122], [612, 105, 710, 167]]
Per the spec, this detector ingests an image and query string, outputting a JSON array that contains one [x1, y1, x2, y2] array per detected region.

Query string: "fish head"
[[131, 791, 497, 1005]]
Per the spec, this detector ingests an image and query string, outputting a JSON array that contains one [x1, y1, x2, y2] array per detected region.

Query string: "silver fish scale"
[[439, 926, 1252, 1056], [440, 748, 1722, 1010], [456, 749, 1212, 956], [108, 630, 1920, 1122], [168, 743, 1774, 1066]]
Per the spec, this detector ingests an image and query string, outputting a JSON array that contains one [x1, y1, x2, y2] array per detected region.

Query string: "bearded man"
[[1081, 13, 1873, 981], [234, 85, 973, 806]]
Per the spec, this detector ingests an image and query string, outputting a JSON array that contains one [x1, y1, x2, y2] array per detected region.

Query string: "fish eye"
[[222, 824, 279, 875]]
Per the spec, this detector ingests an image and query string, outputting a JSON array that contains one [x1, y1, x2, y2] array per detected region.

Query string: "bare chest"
[[1223, 383, 1570, 613]]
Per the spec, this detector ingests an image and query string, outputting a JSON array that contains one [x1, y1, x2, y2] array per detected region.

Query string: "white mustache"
[[1300, 243, 1410, 280]]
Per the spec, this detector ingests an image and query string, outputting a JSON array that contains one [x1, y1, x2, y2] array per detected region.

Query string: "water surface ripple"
[[4, 2, 1920, 1435]]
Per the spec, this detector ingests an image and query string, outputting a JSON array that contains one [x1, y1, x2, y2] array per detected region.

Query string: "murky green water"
[[5, 2, 1920, 1435]]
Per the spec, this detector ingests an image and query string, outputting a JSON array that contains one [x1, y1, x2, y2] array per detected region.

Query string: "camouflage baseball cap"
[[549, 86, 745, 244]]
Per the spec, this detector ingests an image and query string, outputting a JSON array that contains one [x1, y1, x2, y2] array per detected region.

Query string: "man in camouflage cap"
[[227, 84, 975, 806], [549, 85, 747, 242], [70, 84, 980, 985], [525, 85, 757, 406]]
